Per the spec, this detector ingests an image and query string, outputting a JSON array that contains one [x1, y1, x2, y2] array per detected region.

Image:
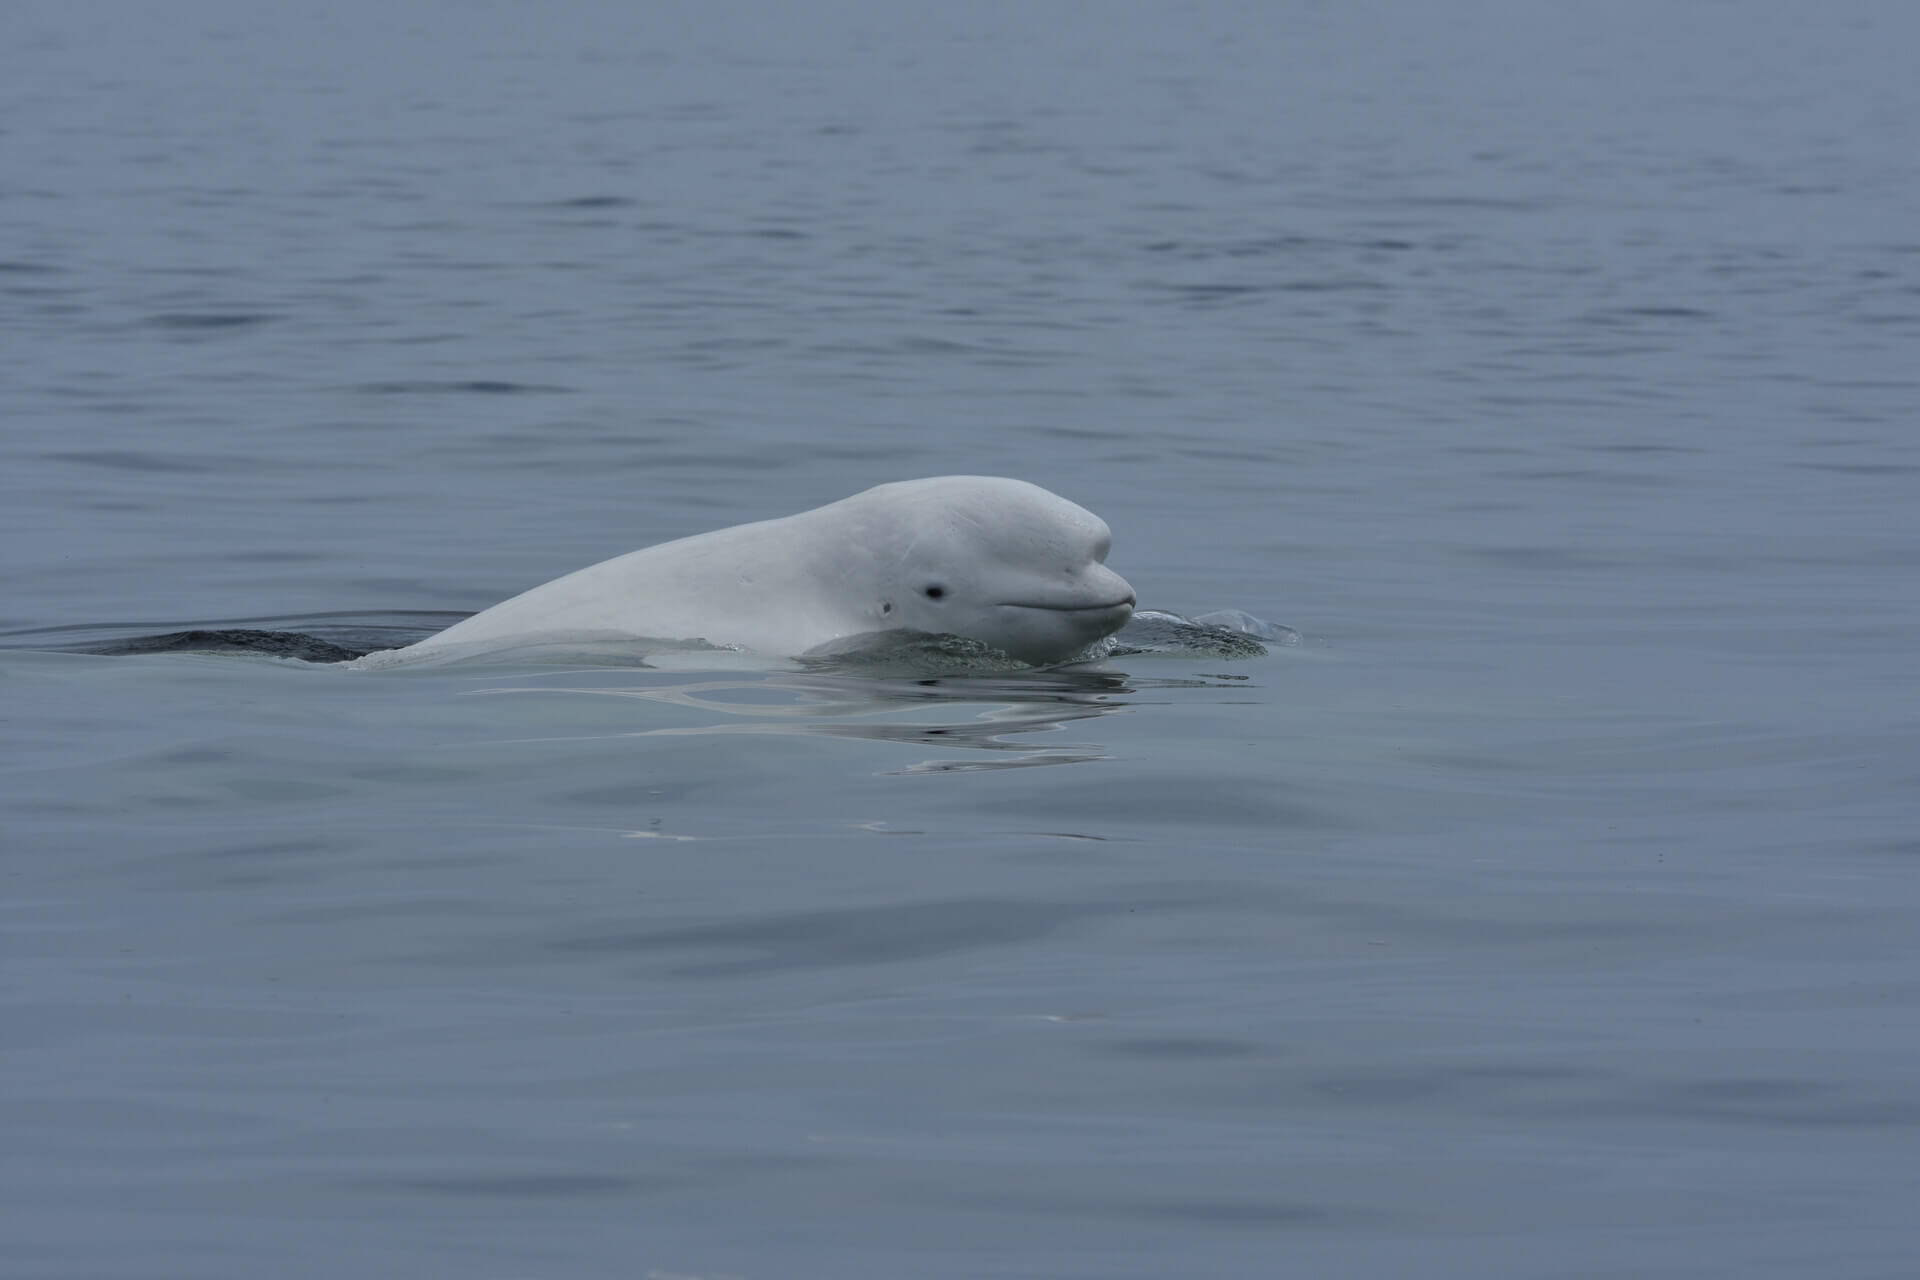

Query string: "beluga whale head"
[[828, 476, 1136, 665]]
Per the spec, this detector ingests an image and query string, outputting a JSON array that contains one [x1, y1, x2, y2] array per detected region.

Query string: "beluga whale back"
[[357, 476, 1135, 668]]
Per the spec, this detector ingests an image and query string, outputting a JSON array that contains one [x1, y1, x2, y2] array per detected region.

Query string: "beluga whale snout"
[[357, 476, 1133, 668]]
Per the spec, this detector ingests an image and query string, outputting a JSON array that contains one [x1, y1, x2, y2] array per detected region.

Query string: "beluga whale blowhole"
[[355, 476, 1135, 668]]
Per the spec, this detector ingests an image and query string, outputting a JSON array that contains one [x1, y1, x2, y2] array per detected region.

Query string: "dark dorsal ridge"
[[84, 629, 375, 663]]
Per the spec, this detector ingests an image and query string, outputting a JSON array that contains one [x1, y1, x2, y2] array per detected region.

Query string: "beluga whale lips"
[[354, 476, 1137, 668], [1003, 596, 1136, 612]]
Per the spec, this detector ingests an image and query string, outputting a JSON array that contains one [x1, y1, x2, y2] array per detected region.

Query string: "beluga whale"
[[356, 477, 1135, 668]]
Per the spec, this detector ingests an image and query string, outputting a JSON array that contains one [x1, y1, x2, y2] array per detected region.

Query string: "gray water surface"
[[6, 3, 1920, 1277]]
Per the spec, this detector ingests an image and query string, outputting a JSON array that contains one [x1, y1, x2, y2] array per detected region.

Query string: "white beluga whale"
[[357, 477, 1135, 668]]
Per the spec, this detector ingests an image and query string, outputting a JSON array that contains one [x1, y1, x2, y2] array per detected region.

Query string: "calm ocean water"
[[6, 2, 1919, 1276]]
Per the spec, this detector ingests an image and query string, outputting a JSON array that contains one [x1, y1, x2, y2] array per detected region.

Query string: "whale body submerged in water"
[[357, 477, 1136, 668]]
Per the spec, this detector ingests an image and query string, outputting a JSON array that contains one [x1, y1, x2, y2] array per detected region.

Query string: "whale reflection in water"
[[466, 668, 1147, 774]]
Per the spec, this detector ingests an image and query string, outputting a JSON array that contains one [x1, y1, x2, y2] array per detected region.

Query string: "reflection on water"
[[467, 668, 1150, 773]]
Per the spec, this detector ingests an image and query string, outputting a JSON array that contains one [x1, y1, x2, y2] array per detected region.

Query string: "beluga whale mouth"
[[353, 476, 1136, 670], [1002, 596, 1136, 613]]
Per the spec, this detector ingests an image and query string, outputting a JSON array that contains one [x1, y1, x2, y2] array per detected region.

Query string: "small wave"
[[355, 380, 571, 395], [553, 195, 636, 209], [142, 312, 276, 330], [1104, 610, 1286, 658]]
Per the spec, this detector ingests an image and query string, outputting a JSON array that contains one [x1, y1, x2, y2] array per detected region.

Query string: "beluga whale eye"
[[923, 584, 946, 600]]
